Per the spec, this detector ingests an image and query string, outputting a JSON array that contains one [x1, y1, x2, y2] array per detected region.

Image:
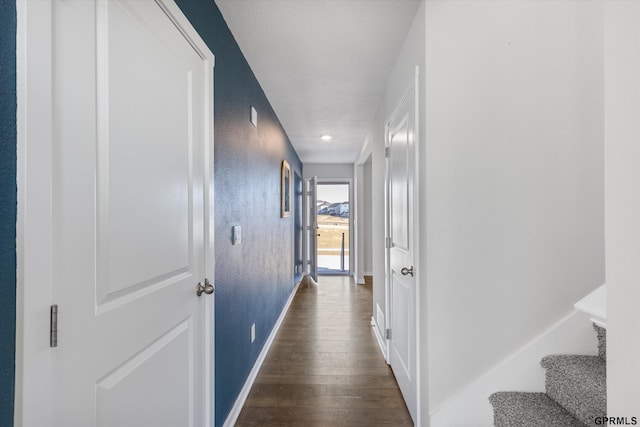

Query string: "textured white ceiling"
[[215, 0, 422, 164]]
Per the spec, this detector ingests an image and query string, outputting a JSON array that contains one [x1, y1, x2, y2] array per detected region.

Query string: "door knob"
[[196, 278, 214, 296], [401, 266, 414, 277]]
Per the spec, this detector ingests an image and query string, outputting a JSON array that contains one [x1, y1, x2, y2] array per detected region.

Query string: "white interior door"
[[387, 83, 417, 422], [48, 1, 214, 425], [306, 177, 318, 281]]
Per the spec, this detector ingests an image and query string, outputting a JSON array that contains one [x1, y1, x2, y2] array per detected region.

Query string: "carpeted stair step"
[[489, 392, 586, 427], [593, 324, 606, 360], [541, 355, 606, 426]]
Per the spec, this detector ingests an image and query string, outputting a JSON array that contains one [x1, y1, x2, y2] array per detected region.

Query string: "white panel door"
[[387, 83, 417, 422], [306, 177, 318, 281], [49, 1, 214, 426]]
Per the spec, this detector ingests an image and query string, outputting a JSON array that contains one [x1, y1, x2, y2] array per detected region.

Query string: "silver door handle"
[[196, 278, 214, 296], [401, 266, 414, 277]]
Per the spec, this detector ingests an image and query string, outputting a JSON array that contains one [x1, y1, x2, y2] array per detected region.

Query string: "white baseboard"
[[222, 280, 301, 427], [371, 316, 388, 362], [356, 272, 373, 285], [429, 310, 597, 427]]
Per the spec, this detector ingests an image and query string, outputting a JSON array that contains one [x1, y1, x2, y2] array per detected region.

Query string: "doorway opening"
[[316, 182, 350, 275]]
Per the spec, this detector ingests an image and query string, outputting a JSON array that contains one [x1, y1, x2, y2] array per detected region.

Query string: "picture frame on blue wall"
[[281, 160, 291, 217]]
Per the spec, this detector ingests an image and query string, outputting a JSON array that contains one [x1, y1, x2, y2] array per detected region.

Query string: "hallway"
[[235, 276, 413, 426]]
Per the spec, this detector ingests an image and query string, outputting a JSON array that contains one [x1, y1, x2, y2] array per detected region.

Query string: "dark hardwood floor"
[[235, 275, 413, 426]]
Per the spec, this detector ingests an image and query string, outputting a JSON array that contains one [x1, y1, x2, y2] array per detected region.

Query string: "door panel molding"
[[96, 318, 191, 390]]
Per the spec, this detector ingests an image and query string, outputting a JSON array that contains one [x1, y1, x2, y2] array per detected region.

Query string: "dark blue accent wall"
[[173, 2, 302, 425], [0, 0, 16, 425]]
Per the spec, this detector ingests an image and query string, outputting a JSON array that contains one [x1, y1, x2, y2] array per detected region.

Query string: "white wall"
[[604, 1, 640, 416], [354, 156, 373, 284], [362, 116, 384, 321], [362, 156, 373, 275], [303, 163, 353, 180], [354, 164, 365, 283], [424, 0, 604, 415]]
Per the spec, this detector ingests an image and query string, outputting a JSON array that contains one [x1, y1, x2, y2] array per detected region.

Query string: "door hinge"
[[385, 237, 392, 249], [386, 328, 392, 340], [50, 304, 58, 348], [385, 147, 390, 158]]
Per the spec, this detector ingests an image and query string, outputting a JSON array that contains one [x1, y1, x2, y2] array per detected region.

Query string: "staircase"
[[489, 324, 607, 426]]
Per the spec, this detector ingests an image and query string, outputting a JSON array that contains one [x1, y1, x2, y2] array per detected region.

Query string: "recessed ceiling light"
[[321, 134, 332, 141]]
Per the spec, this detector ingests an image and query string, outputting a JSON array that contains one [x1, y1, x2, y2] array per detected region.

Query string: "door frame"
[[383, 66, 421, 425], [302, 177, 318, 281], [315, 178, 354, 276], [14, 1, 216, 425], [294, 171, 304, 279]]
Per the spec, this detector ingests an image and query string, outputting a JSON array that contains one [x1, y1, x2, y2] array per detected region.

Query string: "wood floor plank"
[[246, 383, 405, 399], [234, 276, 413, 426], [253, 374, 400, 388], [235, 406, 414, 426]]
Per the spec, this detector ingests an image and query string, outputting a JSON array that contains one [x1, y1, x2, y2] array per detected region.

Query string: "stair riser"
[[594, 324, 606, 360], [545, 372, 606, 425], [542, 355, 607, 426], [490, 392, 587, 427]]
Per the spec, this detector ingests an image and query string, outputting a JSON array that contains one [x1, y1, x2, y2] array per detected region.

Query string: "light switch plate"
[[232, 225, 241, 245], [250, 106, 257, 127], [250, 323, 256, 343]]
